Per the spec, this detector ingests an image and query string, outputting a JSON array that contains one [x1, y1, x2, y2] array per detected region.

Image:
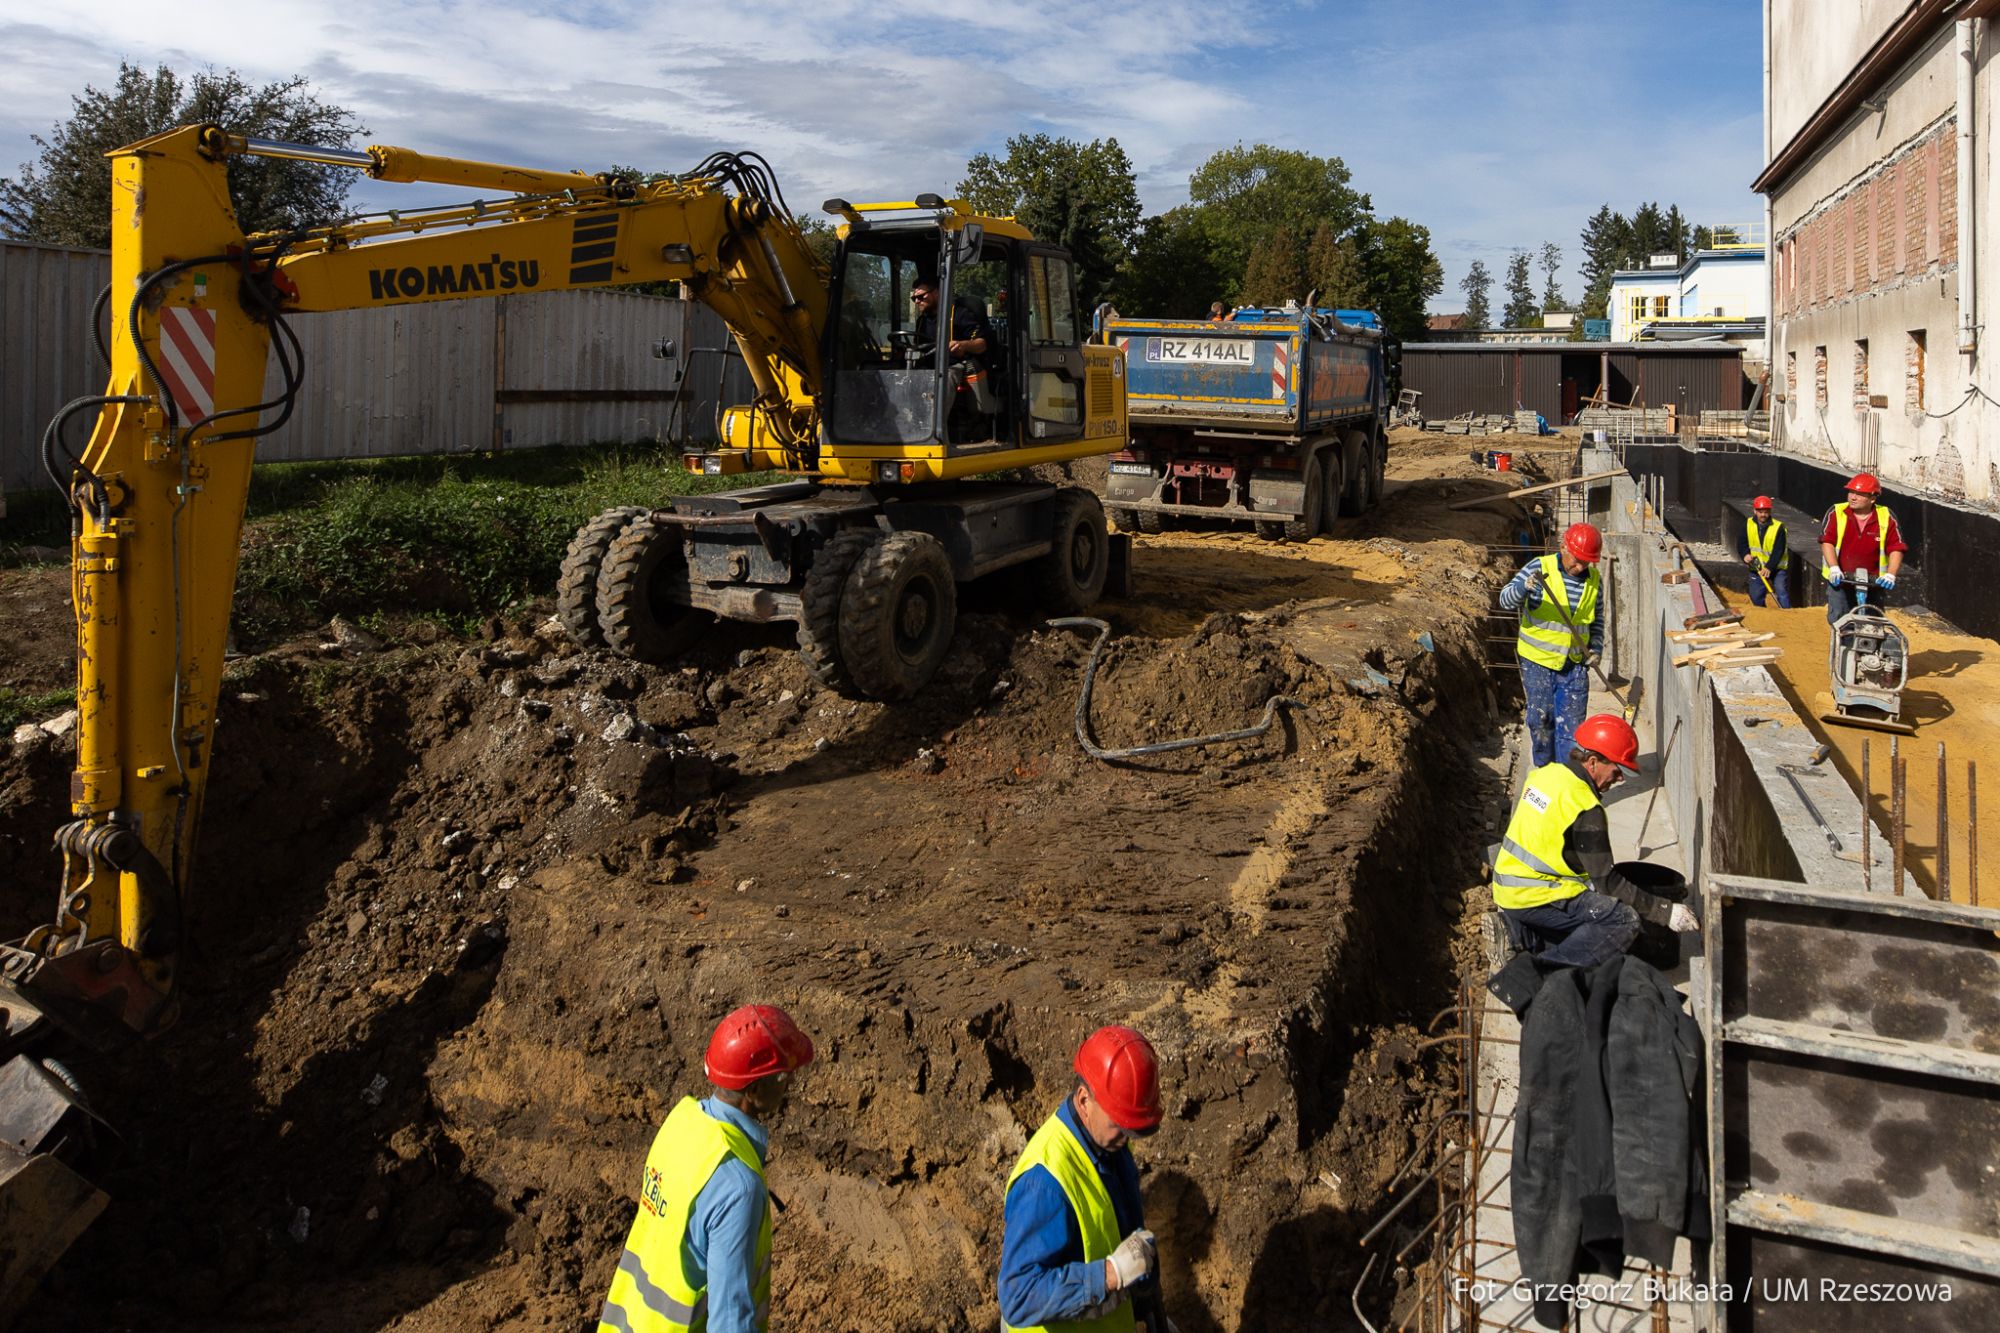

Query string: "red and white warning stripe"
[[1271, 342, 1291, 398], [156, 306, 217, 421]]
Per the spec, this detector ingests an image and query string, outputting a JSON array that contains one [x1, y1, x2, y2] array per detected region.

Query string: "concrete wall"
[[1763, 14, 1999, 508], [1586, 447, 1903, 895]]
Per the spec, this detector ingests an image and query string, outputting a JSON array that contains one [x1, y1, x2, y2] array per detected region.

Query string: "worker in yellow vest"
[[1493, 715, 1699, 968], [1817, 472, 1908, 625], [1740, 495, 1792, 608], [1499, 523, 1606, 768], [597, 1004, 815, 1333], [1000, 1025, 1173, 1333]]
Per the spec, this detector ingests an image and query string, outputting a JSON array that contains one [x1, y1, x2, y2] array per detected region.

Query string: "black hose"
[[41, 394, 151, 513], [1046, 617, 1307, 761], [91, 283, 111, 367]]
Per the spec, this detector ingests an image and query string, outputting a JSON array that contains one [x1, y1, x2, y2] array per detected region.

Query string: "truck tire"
[[1035, 489, 1110, 614], [596, 521, 709, 664], [1339, 430, 1374, 516], [796, 527, 882, 692], [557, 506, 648, 647], [838, 531, 957, 700], [1108, 506, 1140, 533], [1284, 456, 1327, 542], [1136, 509, 1165, 534], [1255, 520, 1288, 541]]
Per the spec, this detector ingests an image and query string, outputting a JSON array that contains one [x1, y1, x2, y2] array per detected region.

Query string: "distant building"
[[1758, 0, 1998, 506], [1608, 239, 1768, 354]]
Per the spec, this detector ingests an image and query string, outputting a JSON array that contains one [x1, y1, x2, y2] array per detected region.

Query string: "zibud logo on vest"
[[368, 257, 542, 301]]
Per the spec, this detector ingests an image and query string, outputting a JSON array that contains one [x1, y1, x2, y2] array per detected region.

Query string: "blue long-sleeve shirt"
[[1499, 558, 1604, 658], [998, 1098, 1146, 1328], [683, 1097, 770, 1333]]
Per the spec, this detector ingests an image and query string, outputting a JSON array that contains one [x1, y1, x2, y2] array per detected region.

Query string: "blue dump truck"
[[1100, 306, 1391, 540]]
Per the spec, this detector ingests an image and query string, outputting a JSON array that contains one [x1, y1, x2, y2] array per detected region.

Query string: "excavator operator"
[[912, 276, 1000, 439]]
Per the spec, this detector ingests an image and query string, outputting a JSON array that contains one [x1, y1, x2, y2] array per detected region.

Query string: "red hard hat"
[[704, 1004, 815, 1090], [1575, 714, 1641, 772], [1752, 495, 1773, 511], [1845, 472, 1880, 496], [1074, 1025, 1162, 1133], [1562, 522, 1603, 564]]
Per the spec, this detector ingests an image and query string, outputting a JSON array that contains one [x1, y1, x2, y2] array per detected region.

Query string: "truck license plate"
[[1146, 337, 1252, 366]]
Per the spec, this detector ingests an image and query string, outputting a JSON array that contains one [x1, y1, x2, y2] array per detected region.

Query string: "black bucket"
[[1614, 861, 1688, 969]]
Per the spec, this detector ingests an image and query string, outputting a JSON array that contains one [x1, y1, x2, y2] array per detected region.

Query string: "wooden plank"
[[1445, 468, 1626, 510]]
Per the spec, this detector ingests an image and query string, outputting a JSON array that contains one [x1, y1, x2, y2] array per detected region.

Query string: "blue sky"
[[1, 0, 1763, 312]]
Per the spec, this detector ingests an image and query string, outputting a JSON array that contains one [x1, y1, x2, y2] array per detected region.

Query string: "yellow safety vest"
[[1745, 516, 1783, 566], [1831, 504, 1889, 570], [1515, 554, 1600, 670], [598, 1097, 774, 1333], [1492, 762, 1601, 910], [1003, 1114, 1137, 1333]]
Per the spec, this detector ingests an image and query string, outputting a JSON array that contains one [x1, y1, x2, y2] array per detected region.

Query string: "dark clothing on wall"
[[1510, 955, 1708, 1330]]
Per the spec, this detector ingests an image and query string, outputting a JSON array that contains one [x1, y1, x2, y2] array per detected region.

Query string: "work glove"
[[1584, 650, 1601, 668], [1108, 1229, 1157, 1290], [1821, 565, 1843, 587], [1875, 573, 1897, 591], [1668, 903, 1700, 934]]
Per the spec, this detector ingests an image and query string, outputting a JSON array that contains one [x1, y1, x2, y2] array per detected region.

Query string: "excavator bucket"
[[0, 992, 112, 1319]]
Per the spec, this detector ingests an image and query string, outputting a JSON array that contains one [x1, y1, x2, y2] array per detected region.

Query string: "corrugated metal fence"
[[2, 240, 755, 495]]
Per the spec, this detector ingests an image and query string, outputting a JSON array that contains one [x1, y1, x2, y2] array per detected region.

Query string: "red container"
[[1494, 452, 1512, 471]]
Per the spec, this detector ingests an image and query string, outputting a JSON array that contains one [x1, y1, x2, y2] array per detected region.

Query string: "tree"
[[1502, 250, 1538, 327], [958, 134, 1140, 310], [1460, 260, 1493, 328], [1116, 208, 1227, 317], [1, 62, 364, 247], [1240, 227, 1307, 307], [1577, 204, 1630, 319], [1353, 216, 1443, 345], [1538, 241, 1566, 314], [1304, 222, 1364, 308], [1187, 144, 1370, 301]]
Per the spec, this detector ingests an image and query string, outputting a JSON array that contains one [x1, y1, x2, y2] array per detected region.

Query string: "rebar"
[[1937, 742, 1950, 900], [1971, 761, 1980, 907], [1892, 738, 1906, 896], [1861, 739, 1872, 893]]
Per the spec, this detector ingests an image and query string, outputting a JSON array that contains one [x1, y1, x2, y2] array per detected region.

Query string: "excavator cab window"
[[827, 235, 940, 446]]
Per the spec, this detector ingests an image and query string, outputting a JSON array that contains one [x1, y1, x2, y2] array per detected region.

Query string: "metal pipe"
[[1862, 740, 1872, 893], [1892, 739, 1907, 896], [227, 134, 375, 170], [1970, 761, 1980, 907], [1937, 742, 1950, 900], [1959, 19, 1980, 354]]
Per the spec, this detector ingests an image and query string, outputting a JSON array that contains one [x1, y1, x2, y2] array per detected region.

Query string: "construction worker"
[[1500, 522, 1606, 769], [999, 1025, 1171, 1333], [1493, 714, 1700, 968], [597, 1004, 815, 1333], [1207, 301, 1229, 323], [1741, 495, 1792, 609], [1818, 472, 1908, 624]]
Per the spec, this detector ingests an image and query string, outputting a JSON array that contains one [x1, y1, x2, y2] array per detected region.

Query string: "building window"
[[1815, 345, 1828, 409], [1853, 339, 1870, 410], [1907, 330, 1926, 412], [1786, 351, 1797, 413], [1652, 294, 1671, 318], [1628, 294, 1649, 329]]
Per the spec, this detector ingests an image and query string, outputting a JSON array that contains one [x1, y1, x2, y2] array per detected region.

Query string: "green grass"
[[0, 686, 76, 732]]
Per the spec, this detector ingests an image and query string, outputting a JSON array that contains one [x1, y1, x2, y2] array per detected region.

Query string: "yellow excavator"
[[1, 122, 1127, 1314]]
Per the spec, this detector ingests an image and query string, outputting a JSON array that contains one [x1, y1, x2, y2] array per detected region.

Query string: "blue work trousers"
[[1747, 567, 1791, 609], [1520, 657, 1589, 769], [1824, 579, 1892, 625], [1500, 892, 1640, 969]]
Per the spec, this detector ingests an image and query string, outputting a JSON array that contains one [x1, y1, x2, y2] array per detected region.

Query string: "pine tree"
[[1240, 227, 1306, 307], [1304, 222, 1364, 308], [1577, 205, 1629, 320], [1538, 242, 1566, 313], [1502, 250, 1538, 327], [1460, 260, 1492, 328]]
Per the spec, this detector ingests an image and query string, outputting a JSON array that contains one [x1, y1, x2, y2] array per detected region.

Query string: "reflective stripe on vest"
[[1492, 762, 1601, 910], [1515, 554, 1600, 670], [597, 1097, 773, 1333], [1746, 516, 1782, 566], [1002, 1114, 1137, 1333], [1833, 504, 1889, 570]]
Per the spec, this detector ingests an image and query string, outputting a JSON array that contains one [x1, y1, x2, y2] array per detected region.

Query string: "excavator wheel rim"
[[796, 527, 883, 694], [595, 521, 710, 664], [557, 506, 649, 648], [837, 531, 957, 701]]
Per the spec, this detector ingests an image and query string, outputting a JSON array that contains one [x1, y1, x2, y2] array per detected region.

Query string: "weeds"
[[0, 686, 76, 731]]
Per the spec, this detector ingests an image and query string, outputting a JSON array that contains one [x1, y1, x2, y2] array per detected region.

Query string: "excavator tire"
[[596, 520, 709, 664], [557, 506, 649, 648], [1033, 488, 1110, 615], [1283, 456, 1329, 542], [837, 531, 957, 701], [796, 527, 883, 693]]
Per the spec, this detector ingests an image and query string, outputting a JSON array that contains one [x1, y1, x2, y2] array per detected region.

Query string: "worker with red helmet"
[[1499, 522, 1608, 768], [1741, 495, 1792, 609], [1818, 472, 1907, 624], [597, 1004, 815, 1333], [1493, 714, 1699, 967], [1000, 1025, 1170, 1333]]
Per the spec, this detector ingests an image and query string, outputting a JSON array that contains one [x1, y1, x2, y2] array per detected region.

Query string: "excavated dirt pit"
[[0, 434, 1533, 1330]]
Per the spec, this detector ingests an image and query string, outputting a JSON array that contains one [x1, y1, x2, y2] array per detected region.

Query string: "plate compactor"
[[1821, 569, 1915, 735]]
